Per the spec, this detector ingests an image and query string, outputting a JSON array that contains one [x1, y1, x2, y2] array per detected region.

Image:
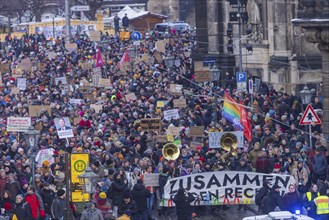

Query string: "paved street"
[[155, 204, 259, 220]]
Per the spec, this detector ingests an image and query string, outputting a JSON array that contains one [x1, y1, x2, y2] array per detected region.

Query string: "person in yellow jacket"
[[304, 184, 320, 219], [313, 189, 329, 220]]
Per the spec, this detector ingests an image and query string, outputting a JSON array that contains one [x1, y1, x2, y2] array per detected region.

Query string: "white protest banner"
[[162, 171, 296, 207], [35, 149, 54, 168], [7, 117, 31, 132], [55, 77, 67, 85], [209, 132, 221, 148], [17, 78, 27, 90], [164, 109, 180, 121], [69, 99, 84, 105], [143, 173, 160, 187], [54, 117, 74, 139], [209, 131, 244, 148]]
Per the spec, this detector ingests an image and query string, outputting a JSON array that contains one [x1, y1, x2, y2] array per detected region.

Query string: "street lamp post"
[[300, 84, 313, 149], [23, 127, 40, 186], [78, 167, 99, 195], [210, 65, 221, 124]]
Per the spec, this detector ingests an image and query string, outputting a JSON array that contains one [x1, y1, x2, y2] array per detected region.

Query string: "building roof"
[[108, 5, 167, 21]]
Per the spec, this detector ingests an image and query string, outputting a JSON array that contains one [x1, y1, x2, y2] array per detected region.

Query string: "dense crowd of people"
[[0, 22, 328, 220]]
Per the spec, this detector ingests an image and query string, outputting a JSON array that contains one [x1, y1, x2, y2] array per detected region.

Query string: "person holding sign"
[[173, 187, 195, 220]]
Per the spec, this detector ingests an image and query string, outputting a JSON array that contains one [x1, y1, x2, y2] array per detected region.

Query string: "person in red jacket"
[[25, 185, 45, 220], [256, 149, 270, 174], [78, 114, 92, 132]]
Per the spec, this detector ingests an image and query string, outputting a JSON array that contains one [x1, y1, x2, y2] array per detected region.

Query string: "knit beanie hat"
[[57, 189, 65, 197]]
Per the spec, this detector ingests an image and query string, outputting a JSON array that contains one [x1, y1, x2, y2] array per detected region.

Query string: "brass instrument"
[[220, 133, 238, 161], [162, 143, 180, 160]]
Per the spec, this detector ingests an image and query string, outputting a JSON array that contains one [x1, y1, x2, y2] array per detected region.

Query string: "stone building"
[[148, 0, 326, 94]]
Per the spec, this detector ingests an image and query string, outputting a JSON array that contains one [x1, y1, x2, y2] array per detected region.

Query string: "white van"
[[154, 22, 190, 34], [242, 211, 314, 220]]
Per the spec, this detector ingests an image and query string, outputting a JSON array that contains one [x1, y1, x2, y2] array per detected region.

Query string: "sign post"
[[299, 104, 322, 150], [236, 72, 247, 92], [70, 5, 90, 11]]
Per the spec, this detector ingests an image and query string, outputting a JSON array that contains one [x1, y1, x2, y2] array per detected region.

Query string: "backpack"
[[260, 195, 273, 214], [255, 188, 268, 206]]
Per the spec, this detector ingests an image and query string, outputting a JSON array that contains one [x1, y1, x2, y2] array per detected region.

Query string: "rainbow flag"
[[222, 92, 244, 130]]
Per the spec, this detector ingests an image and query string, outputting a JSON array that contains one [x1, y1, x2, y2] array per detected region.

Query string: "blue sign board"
[[236, 72, 247, 83], [203, 57, 216, 66], [131, 31, 142, 40]]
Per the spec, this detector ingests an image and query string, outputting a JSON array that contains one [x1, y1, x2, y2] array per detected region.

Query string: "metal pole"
[[65, 0, 71, 40], [53, 18, 55, 40], [32, 155, 35, 186], [214, 91, 218, 124], [65, 152, 72, 220], [309, 124, 312, 150], [238, 0, 243, 73]]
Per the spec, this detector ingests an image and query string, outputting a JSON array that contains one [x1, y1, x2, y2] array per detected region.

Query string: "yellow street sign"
[[70, 153, 89, 184], [71, 190, 90, 203]]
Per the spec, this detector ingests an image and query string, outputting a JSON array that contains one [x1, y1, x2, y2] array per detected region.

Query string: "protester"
[[118, 193, 137, 219], [0, 24, 326, 220], [283, 184, 303, 214], [173, 187, 195, 220], [122, 14, 129, 31], [131, 179, 150, 220], [80, 202, 104, 220], [261, 184, 283, 214], [304, 184, 320, 219], [51, 188, 66, 220], [25, 185, 45, 220], [11, 194, 32, 220]]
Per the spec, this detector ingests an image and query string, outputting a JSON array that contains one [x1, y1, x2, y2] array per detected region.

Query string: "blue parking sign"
[[236, 72, 247, 83], [131, 31, 142, 41]]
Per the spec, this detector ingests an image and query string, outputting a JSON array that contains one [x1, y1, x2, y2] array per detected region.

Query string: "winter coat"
[[118, 197, 137, 217], [283, 191, 303, 213], [159, 173, 169, 197], [96, 198, 111, 217], [173, 190, 195, 220], [131, 183, 150, 211], [256, 156, 270, 174], [261, 190, 283, 214], [25, 193, 45, 219], [313, 154, 327, 175], [51, 197, 66, 220], [80, 208, 104, 220], [291, 167, 309, 186], [235, 163, 252, 172], [12, 201, 33, 220], [122, 16, 129, 28], [5, 181, 20, 201], [110, 179, 127, 206], [39, 188, 55, 215]]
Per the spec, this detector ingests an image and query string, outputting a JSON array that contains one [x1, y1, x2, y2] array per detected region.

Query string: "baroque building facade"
[[148, 0, 327, 94]]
